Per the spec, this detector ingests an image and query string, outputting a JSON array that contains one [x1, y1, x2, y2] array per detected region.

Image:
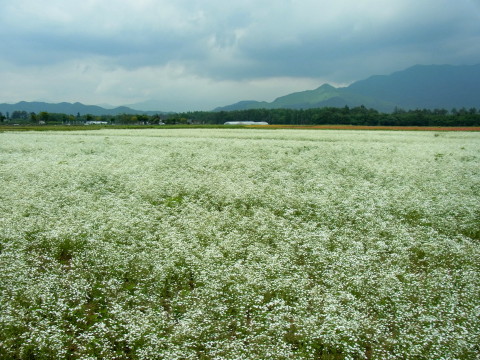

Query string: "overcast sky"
[[1, 0, 479, 111]]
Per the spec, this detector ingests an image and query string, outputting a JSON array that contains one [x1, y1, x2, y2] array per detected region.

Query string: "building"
[[224, 121, 269, 125]]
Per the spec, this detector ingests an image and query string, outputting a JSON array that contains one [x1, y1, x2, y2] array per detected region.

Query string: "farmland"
[[0, 128, 479, 359]]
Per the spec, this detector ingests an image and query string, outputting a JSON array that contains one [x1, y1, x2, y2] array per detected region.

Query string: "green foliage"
[[2, 106, 480, 128], [179, 107, 480, 126]]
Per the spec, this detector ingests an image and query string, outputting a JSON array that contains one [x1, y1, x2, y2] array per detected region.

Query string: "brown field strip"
[[246, 125, 480, 131]]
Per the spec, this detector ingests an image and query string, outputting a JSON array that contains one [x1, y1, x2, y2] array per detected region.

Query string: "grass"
[[0, 124, 248, 132], [2, 124, 480, 133]]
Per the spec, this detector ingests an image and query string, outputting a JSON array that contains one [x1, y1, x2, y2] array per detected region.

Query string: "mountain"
[[270, 84, 397, 111], [3, 64, 478, 115], [214, 100, 270, 111], [215, 64, 480, 112], [215, 85, 395, 112], [0, 101, 165, 116], [347, 64, 480, 110]]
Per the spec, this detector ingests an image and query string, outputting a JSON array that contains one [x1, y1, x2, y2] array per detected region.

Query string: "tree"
[[38, 112, 49, 124], [151, 114, 162, 124], [11, 111, 28, 120], [136, 114, 149, 124]]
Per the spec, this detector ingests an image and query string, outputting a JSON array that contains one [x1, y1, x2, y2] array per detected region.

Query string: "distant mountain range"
[[1, 64, 479, 115], [0, 101, 165, 116], [215, 64, 480, 112]]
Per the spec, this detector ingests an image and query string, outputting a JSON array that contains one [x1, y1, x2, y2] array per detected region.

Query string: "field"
[[247, 125, 480, 131], [0, 128, 479, 359]]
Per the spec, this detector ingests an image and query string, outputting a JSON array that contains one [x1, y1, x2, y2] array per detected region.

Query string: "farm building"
[[224, 121, 269, 125], [85, 121, 109, 125]]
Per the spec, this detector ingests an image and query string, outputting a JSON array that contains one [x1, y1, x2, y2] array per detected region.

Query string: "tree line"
[[1, 106, 480, 127], [0, 111, 168, 125], [180, 106, 480, 127]]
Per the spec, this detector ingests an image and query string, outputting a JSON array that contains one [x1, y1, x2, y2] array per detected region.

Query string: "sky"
[[1, 0, 479, 112]]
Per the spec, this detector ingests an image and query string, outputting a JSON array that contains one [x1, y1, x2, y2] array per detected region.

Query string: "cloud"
[[0, 57, 325, 111], [0, 0, 479, 111], [230, 0, 480, 81]]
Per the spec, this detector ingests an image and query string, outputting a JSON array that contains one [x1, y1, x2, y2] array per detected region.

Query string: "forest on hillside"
[[1, 106, 480, 127]]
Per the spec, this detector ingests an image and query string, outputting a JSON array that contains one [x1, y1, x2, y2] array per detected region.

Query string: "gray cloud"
[[0, 0, 479, 111]]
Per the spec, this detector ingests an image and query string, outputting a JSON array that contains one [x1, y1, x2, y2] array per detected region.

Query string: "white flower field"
[[0, 128, 479, 359]]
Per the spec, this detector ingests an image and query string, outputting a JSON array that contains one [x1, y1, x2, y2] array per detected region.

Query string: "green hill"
[[215, 64, 480, 112], [0, 101, 165, 116], [347, 64, 480, 110], [271, 84, 339, 107]]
